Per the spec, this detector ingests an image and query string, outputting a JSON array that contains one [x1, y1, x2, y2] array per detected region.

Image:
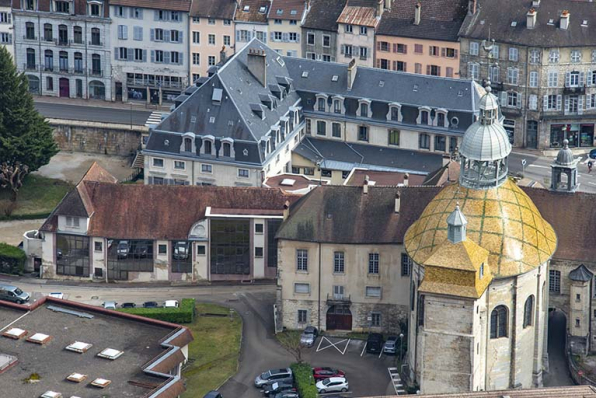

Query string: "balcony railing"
[[126, 77, 186, 89], [43, 36, 53, 42], [23, 35, 37, 41], [89, 69, 102, 77], [563, 85, 586, 95], [326, 293, 351, 304], [55, 38, 71, 47], [23, 63, 37, 71], [88, 40, 102, 46], [44, 65, 54, 71], [73, 67, 84, 74]]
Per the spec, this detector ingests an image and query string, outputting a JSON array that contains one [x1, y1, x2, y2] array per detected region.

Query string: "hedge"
[[290, 363, 318, 398], [0, 243, 26, 275], [118, 298, 196, 324]]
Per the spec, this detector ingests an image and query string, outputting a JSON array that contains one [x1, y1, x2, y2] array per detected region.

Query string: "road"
[[509, 150, 596, 193], [35, 102, 153, 126], [544, 310, 574, 387]]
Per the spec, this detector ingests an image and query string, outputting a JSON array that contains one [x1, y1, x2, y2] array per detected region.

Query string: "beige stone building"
[[374, 0, 466, 77], [267, 0, 307, 57], [336, 0, 384, 68]]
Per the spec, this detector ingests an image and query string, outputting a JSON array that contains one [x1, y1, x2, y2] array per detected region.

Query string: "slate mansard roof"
[[377, 0, 468, 42], [459, 0, 596, 47]]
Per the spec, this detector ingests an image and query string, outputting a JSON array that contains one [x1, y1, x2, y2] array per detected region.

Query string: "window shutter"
[[587, 73, 593, 87], [148, 176, 153, 184], [236, 30, 241, 42], [564, 95, 570, 114], [129, 7, 134, 17], [138, 9, 143, 18], [142, 49, 147, 62], [392, 43, 397, 53], [127, 48, 133, 60], [437, 66, 441, 76], [8, 33, 12, 44], [580, 71, 585, 86], [179, 52, 183, 65], [282, 32, 289, 42], [403, 62, 407, 72], [164, 30, 170, 42], [270, 32, 275, 41], [543, 95, 548, 110], [441, 47, 446, 57], [565, 72, 570, 87], [296, 33, 300, 42], [587, 94, 592, 109], [150, 29, 154, 41], [579, 95, 584, 115], [7, 13, 11, 23], [179, 30, 183, 43], [403, 44, 407, 54], [154, 10, 158, 20], [376, 41, 381, 51], [500, 91, 507, 106], [426, 65, 430, 75], [556, 95, 562, 111], [164, 51, 170, 64], [151, 50, 155, 63], [114, 47, 119, 60], [517, 92, 523, 109], [454, 49, 458, 58]]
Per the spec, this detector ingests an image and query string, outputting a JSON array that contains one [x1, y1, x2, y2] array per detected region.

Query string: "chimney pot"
[[403, 173, 409, 186], [247, 47, 267, 87], [363, 175, 370, 194], [560, 10, 570, 30], [283, 200, 290, 220], [395, 193, 401, 213], [347, 59, 357, 90], [527, 8, 537, 29], [414, 2, 421, 25]]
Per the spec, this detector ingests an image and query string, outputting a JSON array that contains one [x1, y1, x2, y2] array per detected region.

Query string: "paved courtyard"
[[34, 152, 134, 183]]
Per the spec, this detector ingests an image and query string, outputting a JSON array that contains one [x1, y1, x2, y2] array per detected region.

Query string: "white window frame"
[[469, 41, 479, 56], [174, 160, 185, 170], [365, 286, 382, 298], [294, 283, 310, 294], [152, 158, 164, 168], [201, 163, 213, 174], [237, 168, 249, 178]]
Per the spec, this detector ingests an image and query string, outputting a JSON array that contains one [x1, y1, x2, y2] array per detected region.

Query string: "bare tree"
[[277, 331, 304, 363], [0, 162, 29, 201]]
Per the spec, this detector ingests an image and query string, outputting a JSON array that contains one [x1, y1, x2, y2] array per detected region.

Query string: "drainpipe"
[[510, 277, 519, 388], [484, 284, 490, 390], [523, 47, 530, 148], [318, 241, 321, 330]]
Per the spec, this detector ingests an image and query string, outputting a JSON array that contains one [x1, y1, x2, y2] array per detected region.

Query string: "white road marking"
[[341, 339, 351, 355], [316, 336, 349, 355], [378, 349, 383, 359], [527, 165, 550, 169], [360, 342, 367, 357]]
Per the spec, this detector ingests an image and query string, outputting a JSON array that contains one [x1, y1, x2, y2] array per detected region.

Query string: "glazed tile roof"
[[404, 178, 557, 279], [423, 239, 488, 271], [569, 263, 593, 282]]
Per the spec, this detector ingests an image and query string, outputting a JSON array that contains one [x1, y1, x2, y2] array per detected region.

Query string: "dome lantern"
[[459, 83, 512, 190]]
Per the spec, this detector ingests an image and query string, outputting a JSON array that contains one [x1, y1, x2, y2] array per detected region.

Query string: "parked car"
[[263, 381, 296, 397], [254, 368, 293, 388], [0, 284, 30, 304], [133, 243, 150, 258], [121, 302, 136, 308], [48, 292, 64, 299], [383, 335, 398, 355], [173, 241, 189, 260], [272, 392, 299, 398], [203, 391, 223, 398], [313, 367, 345, 381], [102, 301, 117, 310], [300, 326, 318, 347], [143, 301, 160, 308], [164, 300, 179, 308], [117, 241, 130, 259], [590, 149, 596, 159], [315, 377, 349, 394], [366, 333, 384, 354]]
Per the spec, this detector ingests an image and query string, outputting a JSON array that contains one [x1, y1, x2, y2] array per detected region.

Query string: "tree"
[[0, 45, 57, 198], [0, 162, 29, 201], [276, 331, 304, 363]]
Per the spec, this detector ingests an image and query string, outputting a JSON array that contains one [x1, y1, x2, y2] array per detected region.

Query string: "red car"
[[312, 367, 345, 381]]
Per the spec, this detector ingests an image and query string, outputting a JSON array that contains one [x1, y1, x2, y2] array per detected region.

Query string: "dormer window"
[[88, 1, 102, 16], [434, 108, 448, 128], [417, 106, 431, 125], [25, 0, 36, 10], [184, 138, 192, 152], [315, 94, 328, 112], [180, 133, 195, 153], [332, 96, 345, 115], [387, 103, 402, 122], [479, 263, 484, 279], [357, 99, 372, 118], [202, 139, 213, 155], [223, 142, 231, 157]]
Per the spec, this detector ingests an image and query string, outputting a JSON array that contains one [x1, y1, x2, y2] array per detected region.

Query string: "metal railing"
[[88, 40, 102, 46], [55, 38, 72, 46], [326, 293, 351, 303], [126, 78, 186, 89], [89, 69, 103, 77], [22, 35, 37, 41], [23, 63, 37, 71]]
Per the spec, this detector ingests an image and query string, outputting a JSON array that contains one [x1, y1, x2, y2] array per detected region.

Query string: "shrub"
[[290, 362, 318, 398], [0, 243, 26, 275], [118, 298, 195, 324]]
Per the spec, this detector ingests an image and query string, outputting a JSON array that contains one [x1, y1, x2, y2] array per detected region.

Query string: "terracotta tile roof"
[[276, 185, 442, 244], [302, 0, 347, 32], [41, 182, 298, 240], [110, 0, 190, 12], [190, 0, 236, 19], [377, 0, 467, 41], [235, 0, 271, 23], [269, 0, 306, 21], [337, 5, 379, 27], [81, 162, 119, 184], [264, 174, 324, 193], [345, 169, 427, 187]]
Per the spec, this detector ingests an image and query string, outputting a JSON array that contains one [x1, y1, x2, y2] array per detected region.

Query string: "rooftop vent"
[[66, 341, 93, 354], [40, 392, 62, 398], [0, 353, 17, 373], [280, 178, 296, 186], [582, 20, 588, 27], [209, 116, 215, 123], [2, 328, 27, 340], [301, 71, 308, 78], [97, 348, 124, 360], [212, 88, 223, 103], [90, 378, 112, 388], [332, 75, 338, 82], [547, 18, 554, 25], [379, 80, 385, 87], [66, 373, 88, 383], [27, 333, 52, 345]]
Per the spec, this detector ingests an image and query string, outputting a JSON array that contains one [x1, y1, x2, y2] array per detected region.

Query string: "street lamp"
[[398, 333, 404, 362]]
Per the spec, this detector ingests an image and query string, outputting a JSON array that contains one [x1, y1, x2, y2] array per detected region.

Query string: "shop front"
[[550, 123, 594, 148]]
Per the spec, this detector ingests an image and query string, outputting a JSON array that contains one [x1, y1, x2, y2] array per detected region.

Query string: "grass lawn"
[[0, 175, 72, 219], [182, 303, 242, 397]]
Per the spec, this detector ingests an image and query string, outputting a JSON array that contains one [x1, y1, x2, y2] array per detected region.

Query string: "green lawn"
[[0, 175, 72, 219], [182, 303, 242, 397]]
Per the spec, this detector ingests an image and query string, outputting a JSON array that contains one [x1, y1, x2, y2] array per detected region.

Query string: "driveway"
[[544, 310, 574, 387]]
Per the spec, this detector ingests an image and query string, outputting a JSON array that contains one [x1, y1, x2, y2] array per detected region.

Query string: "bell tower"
[[550, 139, 580, 192]]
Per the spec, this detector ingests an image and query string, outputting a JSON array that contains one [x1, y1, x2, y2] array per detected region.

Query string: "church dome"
[[555, 139, 575, 166], [404, 178, 557, 278]]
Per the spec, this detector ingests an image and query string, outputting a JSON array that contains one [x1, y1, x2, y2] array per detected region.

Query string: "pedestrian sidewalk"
[[34, 95, 171, 112]]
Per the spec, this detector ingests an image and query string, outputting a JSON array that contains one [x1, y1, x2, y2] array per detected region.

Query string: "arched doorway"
[[59, 78, 70, 97], [545, 309, 573, 386], [88, 80, 105, 100], [326, 305, 352, 331]]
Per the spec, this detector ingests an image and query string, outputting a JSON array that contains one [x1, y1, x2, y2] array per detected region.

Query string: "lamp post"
[[398, 333, 404, 362]]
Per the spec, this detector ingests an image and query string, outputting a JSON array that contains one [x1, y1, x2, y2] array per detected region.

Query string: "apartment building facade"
[[459, 0, 596, 149], [301, 0, 346, 62], [110, 0, 190, 103], [234, 0, 270, 52], [267, 0, 306, 57], [189, 0, 235, 81], [0, 0, 13, 60], [335, 0, 383, 68], [13, 0, 112, 99], [375, 0, 466, 77]]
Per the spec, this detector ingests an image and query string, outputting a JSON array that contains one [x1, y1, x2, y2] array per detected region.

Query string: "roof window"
[[212, 88, 223, 103], [97, 348, 124, 360], [2, 327, 27, 340], [547, 18, 554, 25], [332, 75, 338, 82], [302, 71, 308, 78], [66, 373, 88, 383], [259, 6, 267, 13], [290, 10, 297, 15], [413, 84, 419, 92], [91, 378, 111, 388], [511, 21, 517, 27], [40, 392, 62, 398], [209, 116, 215, 123], [66, 341, 93, 353], [27, 333, 52, 345], [276, 56, 285, 66], [379, 80, 385, 87], [582, 20, 588, 27], [277, 8, 282, 14], [243, 5, 249, 11]]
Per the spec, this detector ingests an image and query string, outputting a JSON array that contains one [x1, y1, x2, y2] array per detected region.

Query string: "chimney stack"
[[395, 193, 401, 213], [347, 59, 357, 90], [527, 8, 537, 29], [532, 0, 540, 7], [560, 10, 570, 30], [414, 2, 421, 25], [468, 0, 476, 15], [283, 200, 290, 220], [377, 0, 384, 16], [220, 46, 227, 64], [384, 0, 391, 10], [363, 175, 370, 194], [403, 173, 409, 186], [247, 48, 267, 87]]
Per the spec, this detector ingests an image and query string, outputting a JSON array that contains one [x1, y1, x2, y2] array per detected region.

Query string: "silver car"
[[300, 326, 318, 347], [254, 368, 293, 388]]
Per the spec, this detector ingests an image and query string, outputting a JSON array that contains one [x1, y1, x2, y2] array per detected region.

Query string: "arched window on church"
[[490, 305, 508, 338], [417, 295, 425, 326], [523, 295, 534, 328], [410, 283, 416, 311]]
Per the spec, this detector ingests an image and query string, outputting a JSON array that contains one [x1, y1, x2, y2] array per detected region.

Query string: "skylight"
[[276, 56, 285, 66], [277, 9, 282, 14], [290, 9, 297, 15], [209, 116, 216, 123], [243, 5, 249, 11], [413, 84, 418, 92], [91, 378, 111, 388], [2, 327, 27, 340], [259, 6, 267, 13], [66, 341, 93, 353], [66, 373, 88, 383], [379, 80, 385, 87], [511, 21, 517, 27], [582, 20, 588, 27], [547, 19, 554, 25], [332, 75, 338, 82], [27, 333, 51, 345], [302, 71, 308, 78], [280, 178, 296, 186], [97, 348, 124, 360]]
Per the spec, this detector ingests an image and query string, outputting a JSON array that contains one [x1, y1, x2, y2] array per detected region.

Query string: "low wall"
[[48, 118, 148, 156], [567, 334, 596, 386]]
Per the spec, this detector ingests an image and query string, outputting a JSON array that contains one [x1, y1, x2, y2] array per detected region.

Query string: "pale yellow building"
[[267, 0, 307, 57]]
